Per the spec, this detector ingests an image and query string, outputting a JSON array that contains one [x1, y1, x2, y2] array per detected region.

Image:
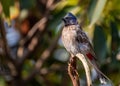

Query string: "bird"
[[61, 12, 113, 85]]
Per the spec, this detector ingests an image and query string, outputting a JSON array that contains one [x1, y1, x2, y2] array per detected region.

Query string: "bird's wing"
[[75, 27, 97, 61], [76, 27, 114, 85]]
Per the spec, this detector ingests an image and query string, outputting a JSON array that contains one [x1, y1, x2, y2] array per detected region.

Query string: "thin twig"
[[0, 18, 16, 65], [19, 17, 47, 46], [24, 28, 62, 82], [17, 17, 49, 66], [17, 0, 54, 59], [76, 53, 92, 86], [18, 0, 55, 48], [17, 17, 47, 57], [68, 56, 80, 86]]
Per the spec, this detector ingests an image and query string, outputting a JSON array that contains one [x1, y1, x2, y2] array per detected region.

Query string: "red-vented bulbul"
[[62, 12, 113, 85]]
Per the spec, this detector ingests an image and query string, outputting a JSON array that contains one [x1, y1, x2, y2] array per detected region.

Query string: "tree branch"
[[68, 56, 80, 86], [76, 53, 92, 86], [0, 18, 16, 66], [17, 0, 55, 64], [17, 18, 48, 66], [24, 28, 62, 82]]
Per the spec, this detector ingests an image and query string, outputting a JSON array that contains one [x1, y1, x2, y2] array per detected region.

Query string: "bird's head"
[[62, 12, 78, 26]]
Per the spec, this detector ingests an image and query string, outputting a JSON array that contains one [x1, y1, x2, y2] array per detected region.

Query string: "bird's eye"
[[65, 17, 69, 19]]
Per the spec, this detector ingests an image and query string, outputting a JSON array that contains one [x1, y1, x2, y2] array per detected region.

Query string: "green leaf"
[[89, 0, 107, 27], [0, 0, 14, 18], [48, 11, 66, 31], [87, 0, 97, 21], [67, 0, 79, 6], [93, 25, 107, 63], [0, 77, 6, 86], [110, 21, 120, 53], [54, 0, 79, 13], [20, 0, 36, 9]]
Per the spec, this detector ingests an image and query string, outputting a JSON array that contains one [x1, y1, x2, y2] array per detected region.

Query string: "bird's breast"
[[62, 26, 76, 43], [62, 26, 78, 54]]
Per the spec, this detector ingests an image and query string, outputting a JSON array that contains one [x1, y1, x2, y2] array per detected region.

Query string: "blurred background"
[[0, 0, 120, 86]]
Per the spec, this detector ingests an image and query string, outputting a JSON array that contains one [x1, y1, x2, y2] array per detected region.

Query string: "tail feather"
[[84, 52, 113, 85], [91, 61, 113, 86], [95, 67, 111, 85]]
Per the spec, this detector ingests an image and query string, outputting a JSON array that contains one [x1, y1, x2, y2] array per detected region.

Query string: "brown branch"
[[17, 17, 48, 64], [0, 18, 16, 65], [46, 0, 54, 10], [18, 17, 47, 47], [24, 27, 62, 82], [18, 0, 55, 48], [68, 56, 80, 86], [0, 19, 25, 86], [17, 0, 56, 63]]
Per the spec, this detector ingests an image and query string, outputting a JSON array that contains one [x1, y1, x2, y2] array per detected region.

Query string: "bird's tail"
[[96, 67, 113, 85], [84, 52, 113, 85], [91, 61, 113, 86]]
